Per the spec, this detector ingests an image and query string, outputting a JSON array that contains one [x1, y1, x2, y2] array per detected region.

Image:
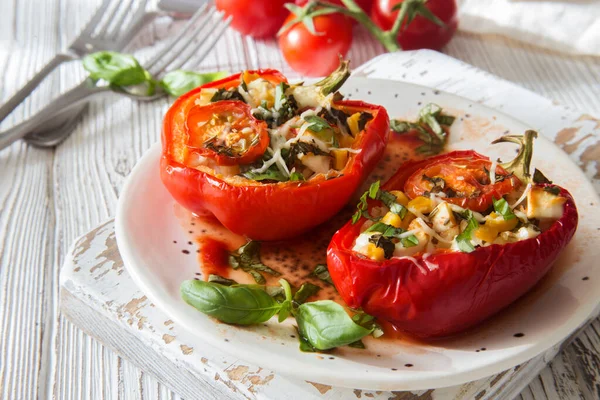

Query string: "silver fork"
[[0, 0, 150, 124], [0, 4, 231, 151]]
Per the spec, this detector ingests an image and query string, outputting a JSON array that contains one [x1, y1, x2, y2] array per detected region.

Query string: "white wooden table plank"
[[1, 0, 600, 399]]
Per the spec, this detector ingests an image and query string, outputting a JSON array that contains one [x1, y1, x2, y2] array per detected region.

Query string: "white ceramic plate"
[[116, 78, 600, 391]]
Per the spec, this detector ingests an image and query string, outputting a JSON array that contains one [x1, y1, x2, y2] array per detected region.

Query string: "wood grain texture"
[[1, 0, 600, 399]]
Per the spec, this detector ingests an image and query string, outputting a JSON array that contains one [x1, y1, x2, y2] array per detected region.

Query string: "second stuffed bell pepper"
[[161, 61, 390, 240], [327, 131, 578, 337]]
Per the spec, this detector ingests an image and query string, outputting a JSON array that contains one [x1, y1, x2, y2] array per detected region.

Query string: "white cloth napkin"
[[457, 0, 600, 56]]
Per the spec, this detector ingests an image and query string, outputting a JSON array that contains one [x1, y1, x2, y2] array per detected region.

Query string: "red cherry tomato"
[[215, 0, 288, 38], [371, 0, 458, 50], [278, 12, 353, 77], [186, 101, 269, 166], [295, 0, 373, 14], [402, 153, 521, 212]]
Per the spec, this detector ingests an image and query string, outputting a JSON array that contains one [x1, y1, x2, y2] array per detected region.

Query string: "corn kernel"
[[331, 149, 349, 170], [366, 243, 385, 261], [407, 196, 434, 214], [485, 212, 519, 232], [382, 212, 402, 228], [347, 113, 362, 136], [475, 225, 499, 243], [389, 190, 410, 206]]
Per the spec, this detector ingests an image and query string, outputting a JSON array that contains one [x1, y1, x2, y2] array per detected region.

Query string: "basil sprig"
[[229, 241, 281, 284], [82, 51, 227, 98], [390, 103, 454, 155], [182, 278, 376, 351], [311, 264, 334, 286], [455, 210, 480, 253]]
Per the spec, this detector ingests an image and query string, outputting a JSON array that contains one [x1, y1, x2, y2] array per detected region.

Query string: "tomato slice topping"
[[185, 101, 269, 166], [405, 156, 521, 212]]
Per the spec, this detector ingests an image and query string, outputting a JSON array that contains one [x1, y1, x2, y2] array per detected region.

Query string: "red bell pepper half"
[[161, 62, 390, 240], [327, 131, 579, 337]]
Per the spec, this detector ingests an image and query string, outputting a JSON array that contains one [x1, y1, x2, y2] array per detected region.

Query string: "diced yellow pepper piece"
[[347, 112, 362, 136], [366, 243, 386, 261], [407, 196, 434, 214], [475, 225, 499, 243], [401, 213, 416, 230], [485, 212, 519, 232], [242, 71, 261, 84], [331, 149, 349, 170], [389, 190, 410, 206], [382, 212, 402, 228]]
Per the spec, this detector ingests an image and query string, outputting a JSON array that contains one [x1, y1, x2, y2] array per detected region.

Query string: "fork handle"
[[0, 53, 76, 122], [0, 80, 109, 151]]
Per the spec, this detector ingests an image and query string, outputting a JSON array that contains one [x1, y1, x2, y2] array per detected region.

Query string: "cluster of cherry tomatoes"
[[215, 0, 458, 77]]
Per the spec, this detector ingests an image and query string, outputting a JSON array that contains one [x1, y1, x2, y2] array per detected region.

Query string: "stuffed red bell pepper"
[[327, 131, 578, 337], [161, 61, 389, 240]]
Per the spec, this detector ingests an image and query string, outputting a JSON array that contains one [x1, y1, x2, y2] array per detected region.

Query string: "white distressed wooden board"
[[3, 0, 600, 397], [59, 50, 600, 399]]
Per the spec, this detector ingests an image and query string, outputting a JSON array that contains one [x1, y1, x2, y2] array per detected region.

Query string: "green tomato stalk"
[[282, 0, 446, 53]]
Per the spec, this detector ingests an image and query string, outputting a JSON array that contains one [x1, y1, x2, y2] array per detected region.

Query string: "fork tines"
[[145, 4, 232, 77]]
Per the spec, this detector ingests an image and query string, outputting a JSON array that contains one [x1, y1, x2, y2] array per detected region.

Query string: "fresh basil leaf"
[[311, 264, 334, 286], [357, 113, 373, 131], [304, 115, 332, 132], [289, 171, 305, 181], [248, 270, 266, 284], [544, 186, 561, 196], [401, 234, 419, 248], [295, 300, 373, 351], [455, 210, 479, 253], [419, 103, 443, 135], [83, 51, 148, 87], [243, 168, 288, 182], [365, 222, 390, 234], [390, 120, 412, 133], [319, 108, 351, 136], [287, 141, 329, 168], [211, 88, 246, 103], [229, 241, 280, 283], [348, 340, 366, 349], [352, 191, 369, 224], [368, 234, 395, 259], [493, 197, 516, 220], [160, 70, 228, 97], [368, 181, 380, 199], [297, 327, 317, 352], [181, 280, 281, 325], [533, 168, 552, 184], [437, 115, 455, 126], [351, 310, 384, 339], [208, 274, 237, 286], [293, 283, 321, 304], [389, 202, 408, 219], [274, 82, 290, 110]]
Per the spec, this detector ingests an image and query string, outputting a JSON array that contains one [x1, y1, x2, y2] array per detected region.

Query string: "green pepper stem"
[[492, 130, 538, 182], [312, 57, 351, 95], [310, 0, 402, 52]]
